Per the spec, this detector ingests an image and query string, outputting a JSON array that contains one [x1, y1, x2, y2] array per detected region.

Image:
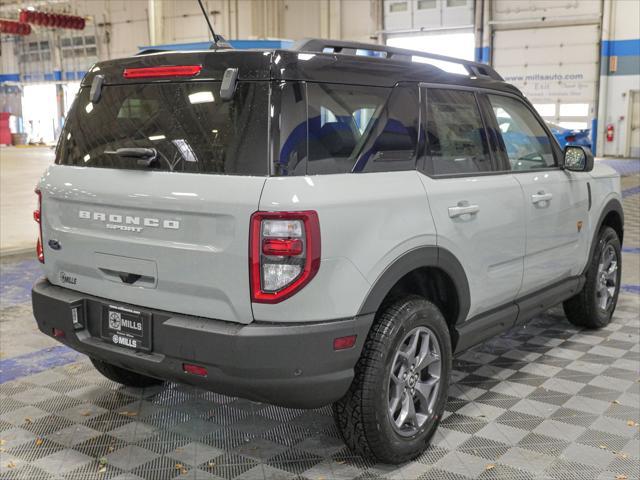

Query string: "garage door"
[[493, 24, 600, 130]]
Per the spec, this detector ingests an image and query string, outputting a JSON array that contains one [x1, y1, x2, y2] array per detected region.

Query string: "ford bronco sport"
[[32, 39, 624, 464]]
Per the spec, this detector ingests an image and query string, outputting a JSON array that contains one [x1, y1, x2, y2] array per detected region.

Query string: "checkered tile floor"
[[1, 163, 638, 479], [0, 294, 637, 480]]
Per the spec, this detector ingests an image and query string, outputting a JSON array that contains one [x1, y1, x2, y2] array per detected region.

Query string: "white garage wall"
[[0, 0, 379, 75], [598, 0, 640, 157], [493, 24, 600, 130]]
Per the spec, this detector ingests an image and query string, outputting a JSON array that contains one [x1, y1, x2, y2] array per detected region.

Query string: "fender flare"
[[585, 197, 624, 274], [357, 246, 471, 325]]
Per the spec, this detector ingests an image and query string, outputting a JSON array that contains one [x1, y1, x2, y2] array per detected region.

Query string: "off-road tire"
[[91, 358, 164, 388], [563, 226, 621, 328], [332, 296, 452, 464]]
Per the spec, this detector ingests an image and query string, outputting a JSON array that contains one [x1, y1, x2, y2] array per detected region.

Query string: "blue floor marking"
[[0, 258, 41, 308], [0, 345, 83, 383], [622, 246, 640, 254], [621, 284, 640, 294], [622, 185, 640, 198], [599, 158, 640, 177]]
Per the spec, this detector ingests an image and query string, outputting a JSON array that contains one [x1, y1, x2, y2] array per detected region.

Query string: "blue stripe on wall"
[[138, 39, 294, 52], [0, 73, 20, 82], [475, 46, 490, 64], [601, 39, 640, 57]]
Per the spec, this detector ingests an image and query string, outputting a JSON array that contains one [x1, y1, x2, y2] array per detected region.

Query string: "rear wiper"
[[105, 148, 157, 167]]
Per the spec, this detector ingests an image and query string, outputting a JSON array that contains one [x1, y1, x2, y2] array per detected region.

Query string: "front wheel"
[[332, 296, 452, 464], [563, 226, 622, 328]]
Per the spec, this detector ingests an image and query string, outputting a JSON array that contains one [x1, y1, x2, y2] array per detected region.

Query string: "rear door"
[[418, 87, 525, 319], [39, 80, 270, 324], [486, 93, 590, 295]]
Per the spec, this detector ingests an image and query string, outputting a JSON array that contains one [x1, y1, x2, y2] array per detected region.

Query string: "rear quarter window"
[[273, 82, 419, 176]]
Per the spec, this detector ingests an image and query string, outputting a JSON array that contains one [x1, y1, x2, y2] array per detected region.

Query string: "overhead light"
[[188, 91, 214, 104], [85, 103, 93, 113], [148, 134, 166, 141]]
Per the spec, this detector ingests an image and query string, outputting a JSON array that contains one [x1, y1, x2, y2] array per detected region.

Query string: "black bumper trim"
[[32, 278, 374, 408]]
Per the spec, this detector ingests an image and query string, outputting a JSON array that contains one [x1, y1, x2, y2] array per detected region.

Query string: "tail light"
[[34, 187, 44, 263], [250, 211, 320, 303], [565, 135, 576, 143], [183, 363, 208, 377]]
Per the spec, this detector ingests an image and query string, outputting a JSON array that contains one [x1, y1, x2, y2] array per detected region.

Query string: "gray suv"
[[32, 39, 624, 463]]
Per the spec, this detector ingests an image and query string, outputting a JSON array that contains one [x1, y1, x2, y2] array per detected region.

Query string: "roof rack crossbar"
[[292, 38, 503, 81]]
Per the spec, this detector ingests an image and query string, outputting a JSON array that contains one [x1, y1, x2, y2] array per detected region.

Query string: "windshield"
[[57, 81, 269, 175]]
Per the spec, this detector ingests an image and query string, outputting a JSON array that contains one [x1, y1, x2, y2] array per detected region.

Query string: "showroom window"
[[489, 94, 556, 171], [421, 89, 492, 176]]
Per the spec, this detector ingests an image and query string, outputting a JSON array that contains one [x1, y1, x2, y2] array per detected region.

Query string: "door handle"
[[448, 202, 480, 218], [531, 191, 553, 204]]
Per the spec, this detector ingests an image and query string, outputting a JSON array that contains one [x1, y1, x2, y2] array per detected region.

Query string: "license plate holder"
[[101, 305, 152, 352]]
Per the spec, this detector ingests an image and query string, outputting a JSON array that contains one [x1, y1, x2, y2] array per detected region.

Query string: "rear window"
[[57, 82, 269, 175]]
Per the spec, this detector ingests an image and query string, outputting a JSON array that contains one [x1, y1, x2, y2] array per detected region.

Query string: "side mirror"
[[563, 145, 594, 172]]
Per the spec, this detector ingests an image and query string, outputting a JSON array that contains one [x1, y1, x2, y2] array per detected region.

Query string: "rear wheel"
[[563, 226, 621, 328], [332, 296, 451, 464], [91, 358, 164, 388]]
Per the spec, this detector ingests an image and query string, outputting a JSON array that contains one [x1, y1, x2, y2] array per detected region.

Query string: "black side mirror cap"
[[563, 145, 594, 172]]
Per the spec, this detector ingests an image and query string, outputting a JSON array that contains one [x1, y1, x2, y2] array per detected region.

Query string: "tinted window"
[[489, 94, 556, 171], [274, 83, 419, 176], [353, 86, 419, 173], [423, 89, 492, 176], [306, 83, 390, 175], [57, 82, 269, 175], [272, 82, 308, 176]]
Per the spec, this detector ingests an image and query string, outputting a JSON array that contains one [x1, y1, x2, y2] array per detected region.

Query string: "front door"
[[486, 93, 590, 295]]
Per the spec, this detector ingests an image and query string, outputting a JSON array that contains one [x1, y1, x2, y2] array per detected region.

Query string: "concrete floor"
[[0, 149, 638, 480], [0, 147, 55, 255]]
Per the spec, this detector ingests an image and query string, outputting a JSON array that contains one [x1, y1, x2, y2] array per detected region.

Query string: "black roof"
[[82, 39, 522, 97]]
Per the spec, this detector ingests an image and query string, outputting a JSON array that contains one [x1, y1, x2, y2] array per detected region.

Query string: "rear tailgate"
[[39, 57, 270, 324], [40, 167, 264, 323]]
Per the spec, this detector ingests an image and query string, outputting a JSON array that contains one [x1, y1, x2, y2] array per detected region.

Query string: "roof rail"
[[292, 38, 503, 81]]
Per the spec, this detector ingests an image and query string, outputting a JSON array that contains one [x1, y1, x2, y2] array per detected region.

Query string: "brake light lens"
[[262, 238, 303, 256], [250, 211, 320, 303], [565, 135, 576, 143], [34, 187, 44, 263], [183, 363, 208, 377], [122, 65, 202, 79], [333, 335, 357, 350]]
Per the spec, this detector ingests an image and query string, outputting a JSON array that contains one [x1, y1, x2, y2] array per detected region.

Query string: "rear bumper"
[[32, 278, 373, 408]]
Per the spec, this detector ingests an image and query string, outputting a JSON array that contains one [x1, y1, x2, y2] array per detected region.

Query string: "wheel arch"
[[357, 246, 471, 331], [586, 198, 624, 274]]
